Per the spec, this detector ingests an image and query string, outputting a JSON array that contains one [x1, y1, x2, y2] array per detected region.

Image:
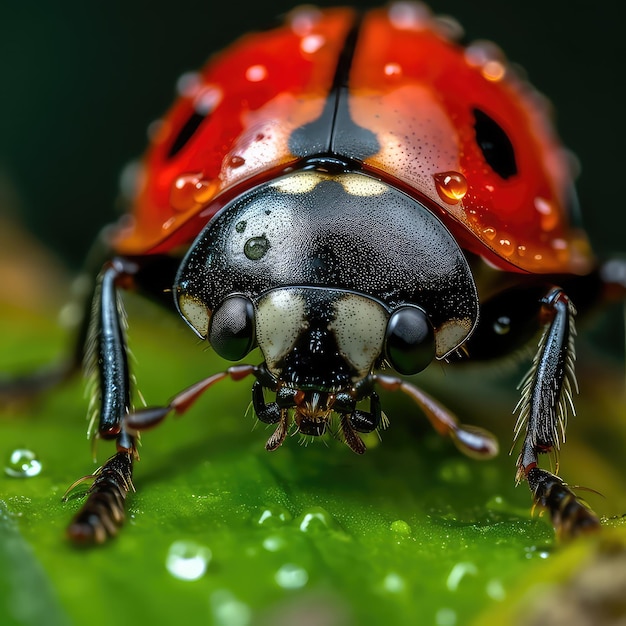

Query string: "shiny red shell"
[[113, 3, 593, 275]]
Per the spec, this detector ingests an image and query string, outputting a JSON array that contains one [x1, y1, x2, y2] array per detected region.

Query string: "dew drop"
[[482, 226, 496, 241], [524, 545, 551, 560], [245, 64, 267, 82], [5, 449, 42, 478], [384, 62, 402, 76], [228, 155, 246, 168], [464, 40, 505, 71], [383, 572, 406, 593], [210, 590, 251, 626], [446, 561, 477, 591], [170, 172, 213, 212], [165, 540, 212, 581], [262, 535, 286, 552], [275, 563, 309, 589], [497, 235, 515, 257], [534, 196, 559, 231], [300, 34, 325, 54], [288, 5, 322, 36], [481, 60, 506, 82], [256, 505, 292, 527], [433, 171, 468, 204], [389, 519, 412, 536], [244, 235, 270, 260], [194, 86, 222, 115], [176, 71, 202, 97], [235, 220, 247, 233], [297, 506, 335, 533], [388, 1, 431, 31]]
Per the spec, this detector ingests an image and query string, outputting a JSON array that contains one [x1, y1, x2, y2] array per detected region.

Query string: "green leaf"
[[2, 287, 626, 626]]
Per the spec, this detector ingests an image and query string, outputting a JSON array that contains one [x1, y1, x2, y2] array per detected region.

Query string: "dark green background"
[[0, 0, 624, 267]]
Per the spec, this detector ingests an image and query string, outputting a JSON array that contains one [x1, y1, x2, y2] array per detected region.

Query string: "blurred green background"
[[1, 0, 624, 268]]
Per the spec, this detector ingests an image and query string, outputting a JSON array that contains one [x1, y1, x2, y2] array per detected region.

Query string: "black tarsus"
[[66, 450, 134, 545]]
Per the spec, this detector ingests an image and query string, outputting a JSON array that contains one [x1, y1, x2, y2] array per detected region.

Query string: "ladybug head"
[[173, 169, 478, 451], [177, 285, 436, 451]]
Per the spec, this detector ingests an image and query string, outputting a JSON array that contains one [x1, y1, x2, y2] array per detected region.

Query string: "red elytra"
[[113, 4, 593, 276]]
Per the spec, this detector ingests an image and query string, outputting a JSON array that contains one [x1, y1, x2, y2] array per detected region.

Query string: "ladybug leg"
[[515, 287, 600, 539], [67, 257, 139, 544]]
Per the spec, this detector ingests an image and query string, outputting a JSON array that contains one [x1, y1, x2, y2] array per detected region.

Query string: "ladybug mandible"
[[3, 2, 624, 544]]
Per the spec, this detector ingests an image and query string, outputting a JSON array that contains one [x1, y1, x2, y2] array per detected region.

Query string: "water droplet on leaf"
[[165, 540, 212, 581], [256, 505, 292, 527], [275, 563, 309, 589], [389, 519, 412, 535], [5, 449, 42, 478], [297, 506, 336, 533]]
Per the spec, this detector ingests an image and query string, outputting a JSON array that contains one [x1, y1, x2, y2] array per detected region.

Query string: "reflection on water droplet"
[[275, 563, 309, 589], [389, 519, 412, 536], [228, 155, 246, 168], [297, 506, 335, 533], [524, 546, 551, 560], [244, 235, 270, 260], [446, 561, 477, 591], [433, 171, 468, 204], [165, 540, 212, 581], [170, 172, 215, 212], [257, 505, 292, 527], [288, 5, 322, 36], [5, 449, 42, 478], [384, 62, 402, 76], [389, 1, 431, 31], [176, 71, 201, 97], [497, 235, 515, 257], [262, 535, 286, 552], [534, 196, 558, 231], [211, 590, 251, 626], [245, 64, 267, 82], [383, 572, 406, 593], [481, 60, 506, 82], [300, 34, 325, 54], [482, 226, 496, 241]]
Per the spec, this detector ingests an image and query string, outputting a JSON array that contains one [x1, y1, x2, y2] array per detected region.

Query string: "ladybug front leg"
[[67, 257, 138, 544], [515, 287, 600, 539]]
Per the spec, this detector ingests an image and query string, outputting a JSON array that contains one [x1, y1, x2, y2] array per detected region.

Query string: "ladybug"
[[3, 2, 624, 545]]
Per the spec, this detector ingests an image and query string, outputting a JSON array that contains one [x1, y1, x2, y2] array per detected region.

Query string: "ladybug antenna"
[[373, 374, 499, 460]]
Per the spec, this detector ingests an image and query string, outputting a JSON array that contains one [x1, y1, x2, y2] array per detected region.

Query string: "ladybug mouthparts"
[[252, 380, 382, 455]]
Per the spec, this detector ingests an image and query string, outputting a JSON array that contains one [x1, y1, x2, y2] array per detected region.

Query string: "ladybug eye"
[[384, 306, 435, 375], [167, 111, 206, 158], [209, 295, 256, 361], [473, 108, 517, 179]]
